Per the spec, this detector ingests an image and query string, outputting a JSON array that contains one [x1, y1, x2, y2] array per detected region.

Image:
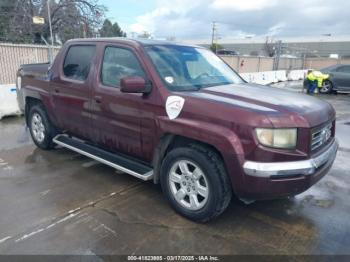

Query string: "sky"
[[100, 0, 350, 40]]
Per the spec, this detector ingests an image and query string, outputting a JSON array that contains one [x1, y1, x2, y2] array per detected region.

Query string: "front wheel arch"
[[160, 144, 232, 222], [152, 134, 230, 185]]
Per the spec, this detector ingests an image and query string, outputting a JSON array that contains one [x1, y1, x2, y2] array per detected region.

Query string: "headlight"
[[255, 128, 297, 149]]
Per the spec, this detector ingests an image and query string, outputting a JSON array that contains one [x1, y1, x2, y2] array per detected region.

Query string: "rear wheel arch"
[[27, 103, 57, 150], [25, 97, 43, 126], [25, 96, 59, 130]]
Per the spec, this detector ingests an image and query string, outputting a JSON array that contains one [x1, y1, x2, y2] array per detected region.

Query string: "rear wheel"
[[160, 145, 232, 222], [320, 80, 333, 94], [28, 104, 56, 150]]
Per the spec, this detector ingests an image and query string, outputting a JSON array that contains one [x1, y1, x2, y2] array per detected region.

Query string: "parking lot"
[[0, 83, 349, 256]]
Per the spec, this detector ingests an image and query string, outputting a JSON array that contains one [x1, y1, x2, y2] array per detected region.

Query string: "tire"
[[28, 104, 56, 150], [319, 80, 333, 94], [160, 144, 232, 222]]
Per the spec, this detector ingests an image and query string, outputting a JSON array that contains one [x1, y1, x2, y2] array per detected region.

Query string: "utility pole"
[[47, 0, 53, 46], [83, 20, 87, 38], [29, 0, 35, 41], [274, 40, 282, 70], [211, 21, 218, 53], [47, 0, 53, 62], [211, 21, 216, 45]]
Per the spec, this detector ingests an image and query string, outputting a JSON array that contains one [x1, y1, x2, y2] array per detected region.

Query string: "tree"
[[99, 19, 113, 37], [99, 19, 126, 37], [138, 31, 151, 39], [249, 51, 259, 56], [0, 0, 15, 42], [166, 36, 176, 41], [112, 22, 126, 37], [3, 0, 106, 44], [209, 43, 223, 53], [264, 37, 276, 57]]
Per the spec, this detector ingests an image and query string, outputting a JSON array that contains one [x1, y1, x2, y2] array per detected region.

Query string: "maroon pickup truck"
[[16, 38, 338, 222]]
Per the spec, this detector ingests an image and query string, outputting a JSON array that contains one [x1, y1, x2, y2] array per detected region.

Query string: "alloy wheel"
[[168, 160, 209, 211], [320, 81, 332, 93], [31, 112, 46, 143]]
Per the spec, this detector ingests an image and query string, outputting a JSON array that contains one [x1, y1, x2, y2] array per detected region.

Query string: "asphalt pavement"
[[0, 82, 349, 256]]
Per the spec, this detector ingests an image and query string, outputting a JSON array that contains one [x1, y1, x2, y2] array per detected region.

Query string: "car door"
[[51, 44, 96, 141], [333, 65, 350, 91], [91, 44, 149, 160]]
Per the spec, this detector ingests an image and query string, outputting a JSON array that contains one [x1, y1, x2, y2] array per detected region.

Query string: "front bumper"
[[243, 139, 338, 178]]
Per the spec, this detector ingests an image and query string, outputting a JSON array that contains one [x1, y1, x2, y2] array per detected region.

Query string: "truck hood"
[[182, 83, 335, 127]]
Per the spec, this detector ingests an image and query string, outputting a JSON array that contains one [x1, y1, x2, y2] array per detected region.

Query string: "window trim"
[[100, 45, 147, 89], [62, 44, 96, 83]]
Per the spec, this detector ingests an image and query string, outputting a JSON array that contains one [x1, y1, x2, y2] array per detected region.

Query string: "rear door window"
[[63, 45, 96, 81], [101, 46, 145, 88], [342, 66, 350, 73], [336, 66, 350, 73]]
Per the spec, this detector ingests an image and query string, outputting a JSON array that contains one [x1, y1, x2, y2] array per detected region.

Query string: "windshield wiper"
[[170, 85, 200, 92], [199, 82, 231, 89]]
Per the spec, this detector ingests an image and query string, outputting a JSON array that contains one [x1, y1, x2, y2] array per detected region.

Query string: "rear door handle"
[[54, 88, 60, 93]]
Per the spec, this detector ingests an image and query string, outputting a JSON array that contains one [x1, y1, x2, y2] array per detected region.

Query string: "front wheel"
[[160, 145, 232, 222], [320, 80, 333, 94]]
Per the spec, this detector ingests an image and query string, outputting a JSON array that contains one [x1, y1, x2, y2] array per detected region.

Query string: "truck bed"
[[17, 63, 51, 111], [19, 63, 50, 79]]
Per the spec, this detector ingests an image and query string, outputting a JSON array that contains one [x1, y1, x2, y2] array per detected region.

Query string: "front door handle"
[[54, 88, 60, 93], [94, 96, 102, 104]]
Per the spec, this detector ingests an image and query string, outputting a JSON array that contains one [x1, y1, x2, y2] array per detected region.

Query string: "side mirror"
[[120, 76, 151, 94]]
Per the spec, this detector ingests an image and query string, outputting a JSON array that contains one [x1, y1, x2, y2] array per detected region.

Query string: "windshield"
[[145, 45, 244, 91]]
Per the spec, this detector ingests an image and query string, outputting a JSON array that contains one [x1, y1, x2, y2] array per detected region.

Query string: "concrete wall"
[[304, 58, 338, 70], [0, 84, 20, 119], [220, 55, 274, 73], [304, 58, 350, 70], [0, 43, 60, 84], [278, 58, 304, 70], [341, 59, 350, 65], [220, 55, 349, 73]]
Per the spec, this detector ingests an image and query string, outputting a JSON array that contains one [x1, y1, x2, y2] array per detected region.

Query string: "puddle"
[[295, 185, 335, 209], [17, 125, 30, 143], [313, 199, 334, 208]]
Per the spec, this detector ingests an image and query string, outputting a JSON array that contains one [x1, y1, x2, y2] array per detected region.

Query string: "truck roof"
[[66, 37, 202, 48]]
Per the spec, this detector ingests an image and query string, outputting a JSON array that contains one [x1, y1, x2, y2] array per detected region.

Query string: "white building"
[[185, 35, 350, 58]]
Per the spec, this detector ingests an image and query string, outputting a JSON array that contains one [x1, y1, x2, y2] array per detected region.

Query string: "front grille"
[[311, 122, 332, 151]]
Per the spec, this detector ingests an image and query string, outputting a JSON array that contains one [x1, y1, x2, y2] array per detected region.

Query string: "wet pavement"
[[0, 82, 349, 255]]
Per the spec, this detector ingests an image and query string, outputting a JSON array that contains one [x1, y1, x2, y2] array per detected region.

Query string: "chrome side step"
[[53, 135, 154, 181]]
